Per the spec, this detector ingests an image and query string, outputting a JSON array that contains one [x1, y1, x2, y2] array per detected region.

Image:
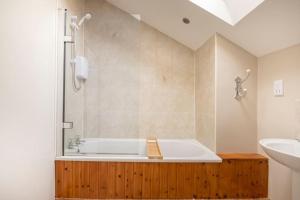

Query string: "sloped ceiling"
[[108, 0, 300, 57]]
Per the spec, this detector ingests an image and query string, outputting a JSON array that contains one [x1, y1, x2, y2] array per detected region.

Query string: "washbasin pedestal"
[[259, 139, 300, 200], [292, 172, 300, 200]]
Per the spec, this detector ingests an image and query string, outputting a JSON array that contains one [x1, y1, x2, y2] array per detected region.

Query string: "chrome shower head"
[[78, 13, 92, 27]]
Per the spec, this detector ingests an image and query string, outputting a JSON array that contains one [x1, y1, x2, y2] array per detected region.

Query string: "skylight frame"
[[190, 0, 265, 26]]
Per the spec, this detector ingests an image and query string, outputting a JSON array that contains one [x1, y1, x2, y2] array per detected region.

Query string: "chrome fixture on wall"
[[70, 13, 92, 31], [234, 69, 251, 100]]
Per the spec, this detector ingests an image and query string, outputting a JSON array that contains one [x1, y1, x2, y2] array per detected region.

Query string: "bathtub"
[[59, 138, 221, 163]]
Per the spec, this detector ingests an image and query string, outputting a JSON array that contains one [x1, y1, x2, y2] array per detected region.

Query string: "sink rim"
[[259, 138, 300, 159]]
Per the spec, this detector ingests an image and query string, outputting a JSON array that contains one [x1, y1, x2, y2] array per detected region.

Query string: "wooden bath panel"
[[55, 154, 268, 199]]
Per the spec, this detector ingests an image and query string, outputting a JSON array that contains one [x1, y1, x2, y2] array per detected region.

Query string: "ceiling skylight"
[[190, 0, 265, 26]]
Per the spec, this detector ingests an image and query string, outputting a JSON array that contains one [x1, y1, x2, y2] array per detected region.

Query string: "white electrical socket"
[[273, 80, 284, 97]]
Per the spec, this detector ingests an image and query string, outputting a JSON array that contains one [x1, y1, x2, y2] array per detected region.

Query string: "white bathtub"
[[58, 138, 221, 163]]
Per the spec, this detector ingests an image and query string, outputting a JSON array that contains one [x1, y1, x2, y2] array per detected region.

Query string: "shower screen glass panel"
[[62, 0, 196, 157], [63, 0, 142, 156]]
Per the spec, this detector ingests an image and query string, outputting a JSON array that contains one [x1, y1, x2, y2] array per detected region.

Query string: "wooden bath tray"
[[146, 137, 163, 159]]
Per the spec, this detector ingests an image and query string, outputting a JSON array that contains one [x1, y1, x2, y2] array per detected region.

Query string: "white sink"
[[259, 138, 300, 171], [259, 138, 300, 200]]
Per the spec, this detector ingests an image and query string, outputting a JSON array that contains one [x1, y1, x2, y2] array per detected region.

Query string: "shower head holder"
[[234, 69, 251, 100]]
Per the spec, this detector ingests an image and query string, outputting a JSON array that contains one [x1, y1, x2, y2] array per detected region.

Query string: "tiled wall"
[[64, 0, 195, 139], [215, 34, 257, 153], [195, 36, 216, 151], [62, 1, 257, 151], [195, 34, 258, 152]]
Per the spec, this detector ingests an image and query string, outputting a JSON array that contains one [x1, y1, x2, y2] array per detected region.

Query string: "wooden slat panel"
[[176, 163, 194, 199], [249, 160, 257, 197], [98, 162, 108, 199], [159, 163, 169, 199], [249, 160, 260, 197], [55, 161, 64, 198], [124, 163, 134, 199], [184, 164, 194, 198], [133, 163, 143, 199], [151, 163, 160, 199], [218, 159, 238, 199], [55, 154, 268, 199], [115, 162, 125, 198], [237, 160, 253, 198], [176, 163, 185, 199], [253, 160, 268, 198], [167, 163, 177, 199], [107, 162, 116, 198], [72, 161, 81, 198], [80, 161, 89, 198], [194, 163, 208, 199], [142, 163, 152, 199], [205, 163, 220, 199], [63, 161, 73, 198], [88, 162, 99, 199]]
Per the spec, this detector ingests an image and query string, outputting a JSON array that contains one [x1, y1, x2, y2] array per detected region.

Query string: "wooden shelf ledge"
[[218, 153, 268, 160]]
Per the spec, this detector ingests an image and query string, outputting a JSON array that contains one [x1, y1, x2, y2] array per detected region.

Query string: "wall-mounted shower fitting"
[[69, 13, 92, 92], [234, 69, 251, 100], [70, 15, 78, 31], [70, 13, 92, 31]]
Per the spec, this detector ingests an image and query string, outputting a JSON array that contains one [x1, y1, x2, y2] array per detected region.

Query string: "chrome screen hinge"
[[64, 35, 73, 43], [63, 122, 73, 129]]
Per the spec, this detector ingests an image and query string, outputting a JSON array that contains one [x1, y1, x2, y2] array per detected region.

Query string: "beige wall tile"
[[63, 0, 196, 139], [215, 34, 258, 153], [195, 36, 216, 151]]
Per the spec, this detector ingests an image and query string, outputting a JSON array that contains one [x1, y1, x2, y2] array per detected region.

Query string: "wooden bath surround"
[[55, 154, 268, 199]]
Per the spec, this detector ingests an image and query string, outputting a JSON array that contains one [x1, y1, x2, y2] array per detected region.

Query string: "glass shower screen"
[[62, 0, 143, 156]]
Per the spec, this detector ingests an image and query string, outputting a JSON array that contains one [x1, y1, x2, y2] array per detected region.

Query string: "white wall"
[[257, 44, 300, 200], [215, 34, 258, 153], [0, 0, 57, 199]]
